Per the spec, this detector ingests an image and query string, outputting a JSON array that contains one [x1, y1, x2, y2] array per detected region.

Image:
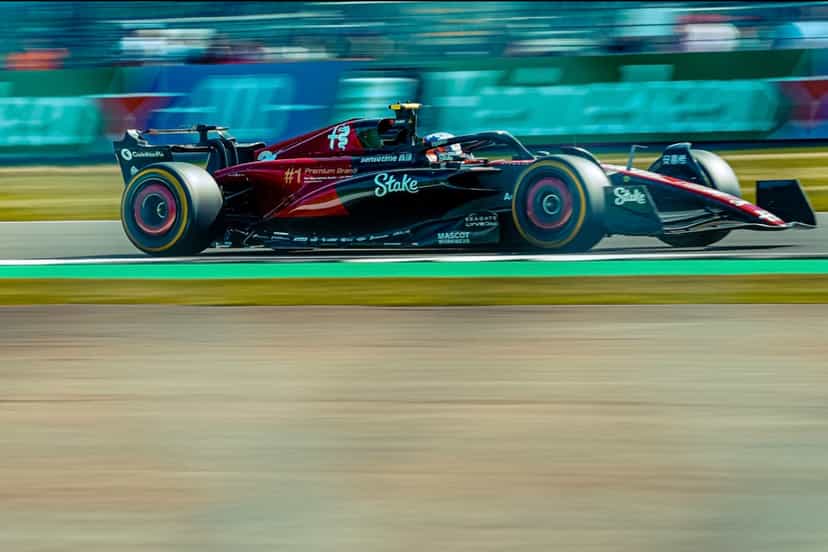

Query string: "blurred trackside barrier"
[[0, 47, 825, 163], [770, 76, 828, 139], [126, 61, 357, 144], [365, 48, 811, 143], [417, 76, 780, 144], [0, 98, 101, 147], [0, 67, 118, 153]]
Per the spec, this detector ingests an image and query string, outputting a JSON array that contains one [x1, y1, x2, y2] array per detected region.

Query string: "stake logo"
[[613, 187, 647, 206], [374, 173, 419, 198]]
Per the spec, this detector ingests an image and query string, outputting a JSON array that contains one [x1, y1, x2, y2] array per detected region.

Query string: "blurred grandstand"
[[0, 1, 827, 162], [1, 1, 828, 69]]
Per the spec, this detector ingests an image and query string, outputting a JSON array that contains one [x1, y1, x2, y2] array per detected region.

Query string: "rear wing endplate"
[[113, 130, 174, 184]]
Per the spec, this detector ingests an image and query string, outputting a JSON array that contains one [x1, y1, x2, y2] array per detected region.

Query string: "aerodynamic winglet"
[[756, 179, 817, 226]]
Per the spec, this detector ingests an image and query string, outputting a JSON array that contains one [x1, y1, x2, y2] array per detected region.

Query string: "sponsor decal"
[[374, 173, 419, 198], [121, 148, 164, 161], [437, 231, 471, 245], [360, 152, 414, 163], [662, 154, 688, 165], [613, 187, 647, 206], [464, 212, 499, 229], [133, 150, 165, 158], [257, 150, 277, 161], [288, 232, 409, 245], [328, 124, 351, 151], [303, 167, 354, 177], [299, 166, 355, 183], [284, 167, 301, 185]]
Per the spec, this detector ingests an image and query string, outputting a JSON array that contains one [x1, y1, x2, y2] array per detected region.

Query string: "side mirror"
[[627, 144, 648, 170]]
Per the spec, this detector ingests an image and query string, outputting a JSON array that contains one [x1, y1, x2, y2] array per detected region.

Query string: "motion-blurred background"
[[1, 0, 827, 164], [6, 5, 828, 552]]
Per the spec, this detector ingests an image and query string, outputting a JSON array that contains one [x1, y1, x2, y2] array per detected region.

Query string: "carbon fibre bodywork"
[[113, 105, 816, 253]]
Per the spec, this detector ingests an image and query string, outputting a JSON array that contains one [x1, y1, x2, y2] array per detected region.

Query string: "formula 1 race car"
[[113, 102, 817, 256]]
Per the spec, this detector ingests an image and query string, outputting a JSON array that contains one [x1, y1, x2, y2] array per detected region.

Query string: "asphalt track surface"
[[0, 214, 827, 263], [3, 304, 828, 551]]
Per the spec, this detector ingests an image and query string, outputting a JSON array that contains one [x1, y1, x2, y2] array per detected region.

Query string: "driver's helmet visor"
[[423, 132, 463, 160]]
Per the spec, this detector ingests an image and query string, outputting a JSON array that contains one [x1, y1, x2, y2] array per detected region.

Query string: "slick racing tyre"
[[121, 162, 223, 256], [510, 155, 609, 252], [649, 149, 741, 248]]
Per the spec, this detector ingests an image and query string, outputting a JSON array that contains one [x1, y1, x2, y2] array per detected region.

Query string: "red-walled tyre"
[[121, 162, 223, 256], [509, 155, 609, 252]]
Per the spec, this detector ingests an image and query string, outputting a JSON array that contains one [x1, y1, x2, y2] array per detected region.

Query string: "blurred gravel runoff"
[[2, 304, 828, 552]]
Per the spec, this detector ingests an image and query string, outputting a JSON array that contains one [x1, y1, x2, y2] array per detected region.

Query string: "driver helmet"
[[422, 132, 463, 162]]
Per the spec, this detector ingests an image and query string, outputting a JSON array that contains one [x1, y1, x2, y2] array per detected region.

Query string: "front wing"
[[604, 179, 817, 238]]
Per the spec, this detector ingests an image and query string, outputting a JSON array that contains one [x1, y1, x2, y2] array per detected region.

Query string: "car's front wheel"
[[509, 155, 609, 253]]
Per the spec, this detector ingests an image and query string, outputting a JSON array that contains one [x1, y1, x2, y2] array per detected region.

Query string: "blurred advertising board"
[[416, 73, 782, 144], [124, 61, 358, 144], [770, 77, 828, 139], [0, 49, 824, 163], [348, 49, 813, 145], [0, 67, 118, 153]]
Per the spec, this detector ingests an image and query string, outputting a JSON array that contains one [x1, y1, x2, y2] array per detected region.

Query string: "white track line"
[[347, 253, 705, 263], [0, 251, 814, 267], [0, 257, 198, 266], [0, 220, 117, 225]]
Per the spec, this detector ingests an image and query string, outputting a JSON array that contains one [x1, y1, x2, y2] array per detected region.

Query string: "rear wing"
[[112, 124, 263, 184]]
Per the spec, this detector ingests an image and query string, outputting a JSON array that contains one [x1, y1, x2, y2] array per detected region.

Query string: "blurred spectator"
[[0, 1, 827, 67], [676, 14, 741, 52], [773, 21, 828, 50], [188, 34, 265, 64], [5, 38, 68, 70]]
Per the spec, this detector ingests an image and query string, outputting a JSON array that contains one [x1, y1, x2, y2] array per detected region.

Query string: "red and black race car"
[[113, 102, 816, 256]]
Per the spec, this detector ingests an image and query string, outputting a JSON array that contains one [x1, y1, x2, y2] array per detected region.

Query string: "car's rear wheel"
[[510, 155, 609, 252], [121, 162, 223, 256], [649, 149, 741, 248]]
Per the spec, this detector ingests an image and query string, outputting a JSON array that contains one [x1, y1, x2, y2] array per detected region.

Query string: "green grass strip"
[[2, 258, 828, 280], [1, 275, 828, 305]]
